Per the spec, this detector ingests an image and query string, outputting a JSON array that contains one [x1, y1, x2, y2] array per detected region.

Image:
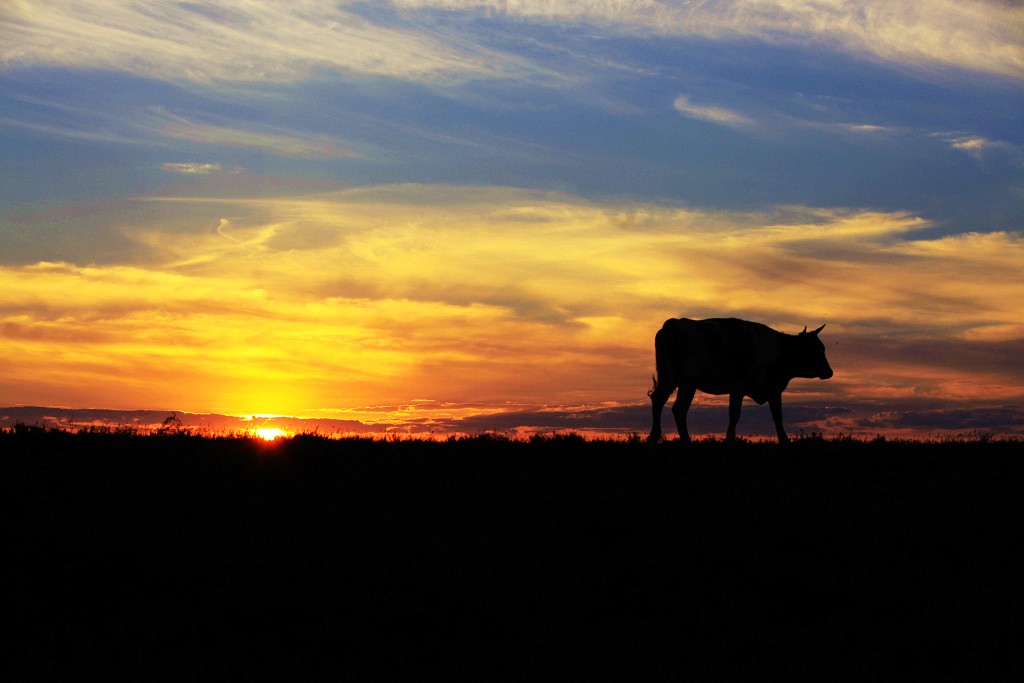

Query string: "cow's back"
[[657, 317, 781, 400]]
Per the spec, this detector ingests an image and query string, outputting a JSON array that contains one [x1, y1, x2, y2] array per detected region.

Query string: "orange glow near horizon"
[[1, 186, 1022, 437], [254, 427, 287, 441]]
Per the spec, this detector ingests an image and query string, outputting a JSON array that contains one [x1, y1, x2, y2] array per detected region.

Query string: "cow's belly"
[[692, 368, 769, 403], [694, 378, 733, 396], [691, 368, 742, 396]]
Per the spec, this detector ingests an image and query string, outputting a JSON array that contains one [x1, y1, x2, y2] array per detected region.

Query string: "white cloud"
[[161, 162, 224, 175], [842, 124, 892, 133], [394, 0, 1024, 80], [146, 108, 358, 159], [950, 137, 989, 152], [3, 1, 1020, 87], [0, 115, 144, 145], [159, 120, 357, 159], [940, 133, 1023, 163], [0, 0, 517, 84], [673, 95, 753, 126]]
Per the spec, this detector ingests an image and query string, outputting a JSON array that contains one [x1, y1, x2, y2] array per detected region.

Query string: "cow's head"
[[796, 324, 833, 380]]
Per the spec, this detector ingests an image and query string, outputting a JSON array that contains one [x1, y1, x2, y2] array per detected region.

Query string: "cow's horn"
[[812, 324, 825, 335]]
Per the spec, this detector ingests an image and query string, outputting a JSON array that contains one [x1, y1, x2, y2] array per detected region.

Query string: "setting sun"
[[254, 428, 287, 441]]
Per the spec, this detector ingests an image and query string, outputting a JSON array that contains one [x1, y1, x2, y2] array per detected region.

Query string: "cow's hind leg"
[[648, 377, 677, 443], [670, 386, 696, 443], [726, 392, 743, 443]]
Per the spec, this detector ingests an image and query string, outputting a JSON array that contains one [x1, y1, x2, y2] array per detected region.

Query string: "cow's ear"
[[811, 324, 825, 335]]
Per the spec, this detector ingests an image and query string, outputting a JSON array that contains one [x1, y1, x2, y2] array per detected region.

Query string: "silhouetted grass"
[[3, 426, 1022, 680]]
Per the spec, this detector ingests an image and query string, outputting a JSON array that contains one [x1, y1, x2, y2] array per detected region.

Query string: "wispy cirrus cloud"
[[3, 1, 1020, 88], [673, 95, 753, 127], [0, 0, 518, 84], [943, 134, 1023, 162], [0, 114, 148, 145], [395, 0, 1024, 80], [154, 113, 358, 159], [161, 162, 228, 175]]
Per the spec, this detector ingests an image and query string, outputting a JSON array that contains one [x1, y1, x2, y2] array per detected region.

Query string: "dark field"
[[4, 428, 1023, 681]]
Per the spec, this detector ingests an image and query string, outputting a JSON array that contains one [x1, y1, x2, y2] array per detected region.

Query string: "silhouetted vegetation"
[[4, 427, 1022, 679]]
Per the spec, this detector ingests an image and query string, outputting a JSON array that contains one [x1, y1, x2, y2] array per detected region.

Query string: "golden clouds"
[[2, 185, 1022, 427]]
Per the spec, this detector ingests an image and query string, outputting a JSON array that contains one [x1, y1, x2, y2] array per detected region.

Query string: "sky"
[[1, 0, 1022, 438]]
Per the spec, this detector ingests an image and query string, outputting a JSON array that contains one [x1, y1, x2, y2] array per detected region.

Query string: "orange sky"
[[2, 185, 1022, 437]]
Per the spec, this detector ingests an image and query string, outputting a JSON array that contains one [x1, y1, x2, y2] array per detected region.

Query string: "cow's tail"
[[648, 326, 674, 398]]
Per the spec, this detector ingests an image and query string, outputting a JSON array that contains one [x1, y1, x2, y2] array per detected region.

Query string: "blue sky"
[[2, 1, 1022, 437]]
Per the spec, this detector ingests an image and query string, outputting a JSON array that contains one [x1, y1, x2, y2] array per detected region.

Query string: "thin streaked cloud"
[[0, 0, 518, 84], [945, 134, 1022, 160], [159, 119, 357, 159], [839, 124, 894, 134], [673, 95, 753, 127], [4, 1, 1020, 89], [394, 0, 1024, 80], [0, 115, 149, 145], [160, 162, 226, 175]]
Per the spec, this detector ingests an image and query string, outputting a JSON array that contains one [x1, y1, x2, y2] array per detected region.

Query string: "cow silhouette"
[[648, 318, 833, 443]]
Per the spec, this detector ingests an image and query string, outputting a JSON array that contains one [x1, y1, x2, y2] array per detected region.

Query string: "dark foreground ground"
[[3, 428, 1023, 681]]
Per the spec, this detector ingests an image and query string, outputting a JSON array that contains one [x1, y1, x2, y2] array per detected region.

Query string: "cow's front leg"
[[671, 386, 696, 442], [768, 392, 789, 443], [726, 392, 743, 443], [648, 379, 677, 443]]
